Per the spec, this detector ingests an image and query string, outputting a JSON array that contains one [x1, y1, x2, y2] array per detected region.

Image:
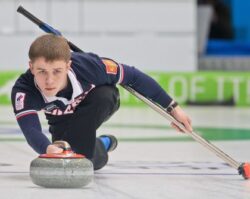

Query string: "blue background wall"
[[205, 0, 250, 56], [224, 0, 250, 42]]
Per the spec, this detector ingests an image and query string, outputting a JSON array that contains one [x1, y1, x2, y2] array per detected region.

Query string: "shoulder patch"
[[15, 92, 26, 111], [102, 59, 118, 75]]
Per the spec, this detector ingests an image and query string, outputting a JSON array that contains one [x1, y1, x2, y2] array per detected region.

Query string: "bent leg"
[[49, 85, 119, 167]]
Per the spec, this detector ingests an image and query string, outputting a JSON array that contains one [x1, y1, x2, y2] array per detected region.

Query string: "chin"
[[43, 90, 57, 97]]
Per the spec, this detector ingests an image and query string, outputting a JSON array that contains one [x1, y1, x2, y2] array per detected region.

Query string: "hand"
[[169, 106, 193, 133], [46, 144, 63, 154]]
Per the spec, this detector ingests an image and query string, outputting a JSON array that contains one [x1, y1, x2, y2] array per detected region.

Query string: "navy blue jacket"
[[11, 52, 172, 154]]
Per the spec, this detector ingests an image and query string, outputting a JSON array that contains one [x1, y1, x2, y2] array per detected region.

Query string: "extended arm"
[[17, 113, 51, 154], [120, 64, 193, 132]]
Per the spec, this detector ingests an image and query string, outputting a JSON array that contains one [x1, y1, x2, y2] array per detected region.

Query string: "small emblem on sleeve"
[[102, 59, 118, 75], [15, 92, 26, 111]]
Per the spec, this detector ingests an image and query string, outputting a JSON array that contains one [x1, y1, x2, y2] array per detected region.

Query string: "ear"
[[66, 60, 72, 70], [29, 61, 34, 75]]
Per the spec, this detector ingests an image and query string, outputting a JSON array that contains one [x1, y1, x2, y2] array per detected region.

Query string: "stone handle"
[[53, 140, 71, 151]]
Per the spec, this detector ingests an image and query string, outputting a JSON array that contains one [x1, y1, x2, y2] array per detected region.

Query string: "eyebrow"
[[36, 67, 46, 71], [36, 67, 63, 70]]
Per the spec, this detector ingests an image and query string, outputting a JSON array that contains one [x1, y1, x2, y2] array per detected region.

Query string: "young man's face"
[[29, 57, 71, 97]]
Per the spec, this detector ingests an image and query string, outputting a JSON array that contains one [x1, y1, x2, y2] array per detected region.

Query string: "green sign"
[[1, 71, 250, 106], [0, 71, 21, 105], [120, 71, 250, 106]]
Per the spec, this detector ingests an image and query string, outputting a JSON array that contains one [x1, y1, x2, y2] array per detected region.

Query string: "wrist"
[[166, 100, 178, 114]]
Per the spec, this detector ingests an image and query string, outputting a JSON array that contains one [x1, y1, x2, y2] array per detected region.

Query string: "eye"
[[54, 70, 62, 75], [38, 70, 46, 74]]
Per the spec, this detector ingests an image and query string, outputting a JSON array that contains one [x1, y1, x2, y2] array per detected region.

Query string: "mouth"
[[45, 88, 56, 91]]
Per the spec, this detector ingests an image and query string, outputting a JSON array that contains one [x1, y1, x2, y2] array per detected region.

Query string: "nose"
[[45, 74, 54, 85]]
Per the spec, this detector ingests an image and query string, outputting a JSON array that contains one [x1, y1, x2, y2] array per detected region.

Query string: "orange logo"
[[102, 59, 118, 75]]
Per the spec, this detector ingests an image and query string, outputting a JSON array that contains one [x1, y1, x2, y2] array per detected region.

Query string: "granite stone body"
[[30, 157, 94, 188]]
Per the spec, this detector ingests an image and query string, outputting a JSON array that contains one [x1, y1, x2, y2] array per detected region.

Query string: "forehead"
[[32, 57, 68, 69]]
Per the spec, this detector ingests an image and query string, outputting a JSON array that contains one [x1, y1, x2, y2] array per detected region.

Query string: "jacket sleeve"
[[17, 113, 51, 154], [118, 64, 173, 108], [11, 88, 51, 154], [97, 57, 173, 108]]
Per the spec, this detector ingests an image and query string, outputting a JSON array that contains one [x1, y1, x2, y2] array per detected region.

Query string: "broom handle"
[[123, 85, 241, 169]]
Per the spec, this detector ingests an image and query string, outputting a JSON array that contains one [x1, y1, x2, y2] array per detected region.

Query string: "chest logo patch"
[[102, 59, 118, 75], [15, 92, 26, 111]]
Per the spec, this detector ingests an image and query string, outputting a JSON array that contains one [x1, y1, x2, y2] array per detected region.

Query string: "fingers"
[[171, 122, 185, 133], [171, 121, 192, 133], [183, 117, 193, 133], [170, 116, 192, 133], [46, 144, 63, 154], [169, 106, 193, 133]]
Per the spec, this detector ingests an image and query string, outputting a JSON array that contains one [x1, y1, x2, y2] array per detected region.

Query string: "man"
[[11, 34, 192, 170]]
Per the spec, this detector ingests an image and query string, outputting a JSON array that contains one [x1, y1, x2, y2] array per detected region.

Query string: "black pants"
[[48, 85, 120, 160]]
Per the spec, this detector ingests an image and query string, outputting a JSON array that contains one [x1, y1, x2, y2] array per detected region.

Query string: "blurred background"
[[0, 0, 249, 107]]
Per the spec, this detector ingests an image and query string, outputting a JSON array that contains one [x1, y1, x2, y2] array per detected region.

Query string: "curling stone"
[[30, 141, 94, 188]]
